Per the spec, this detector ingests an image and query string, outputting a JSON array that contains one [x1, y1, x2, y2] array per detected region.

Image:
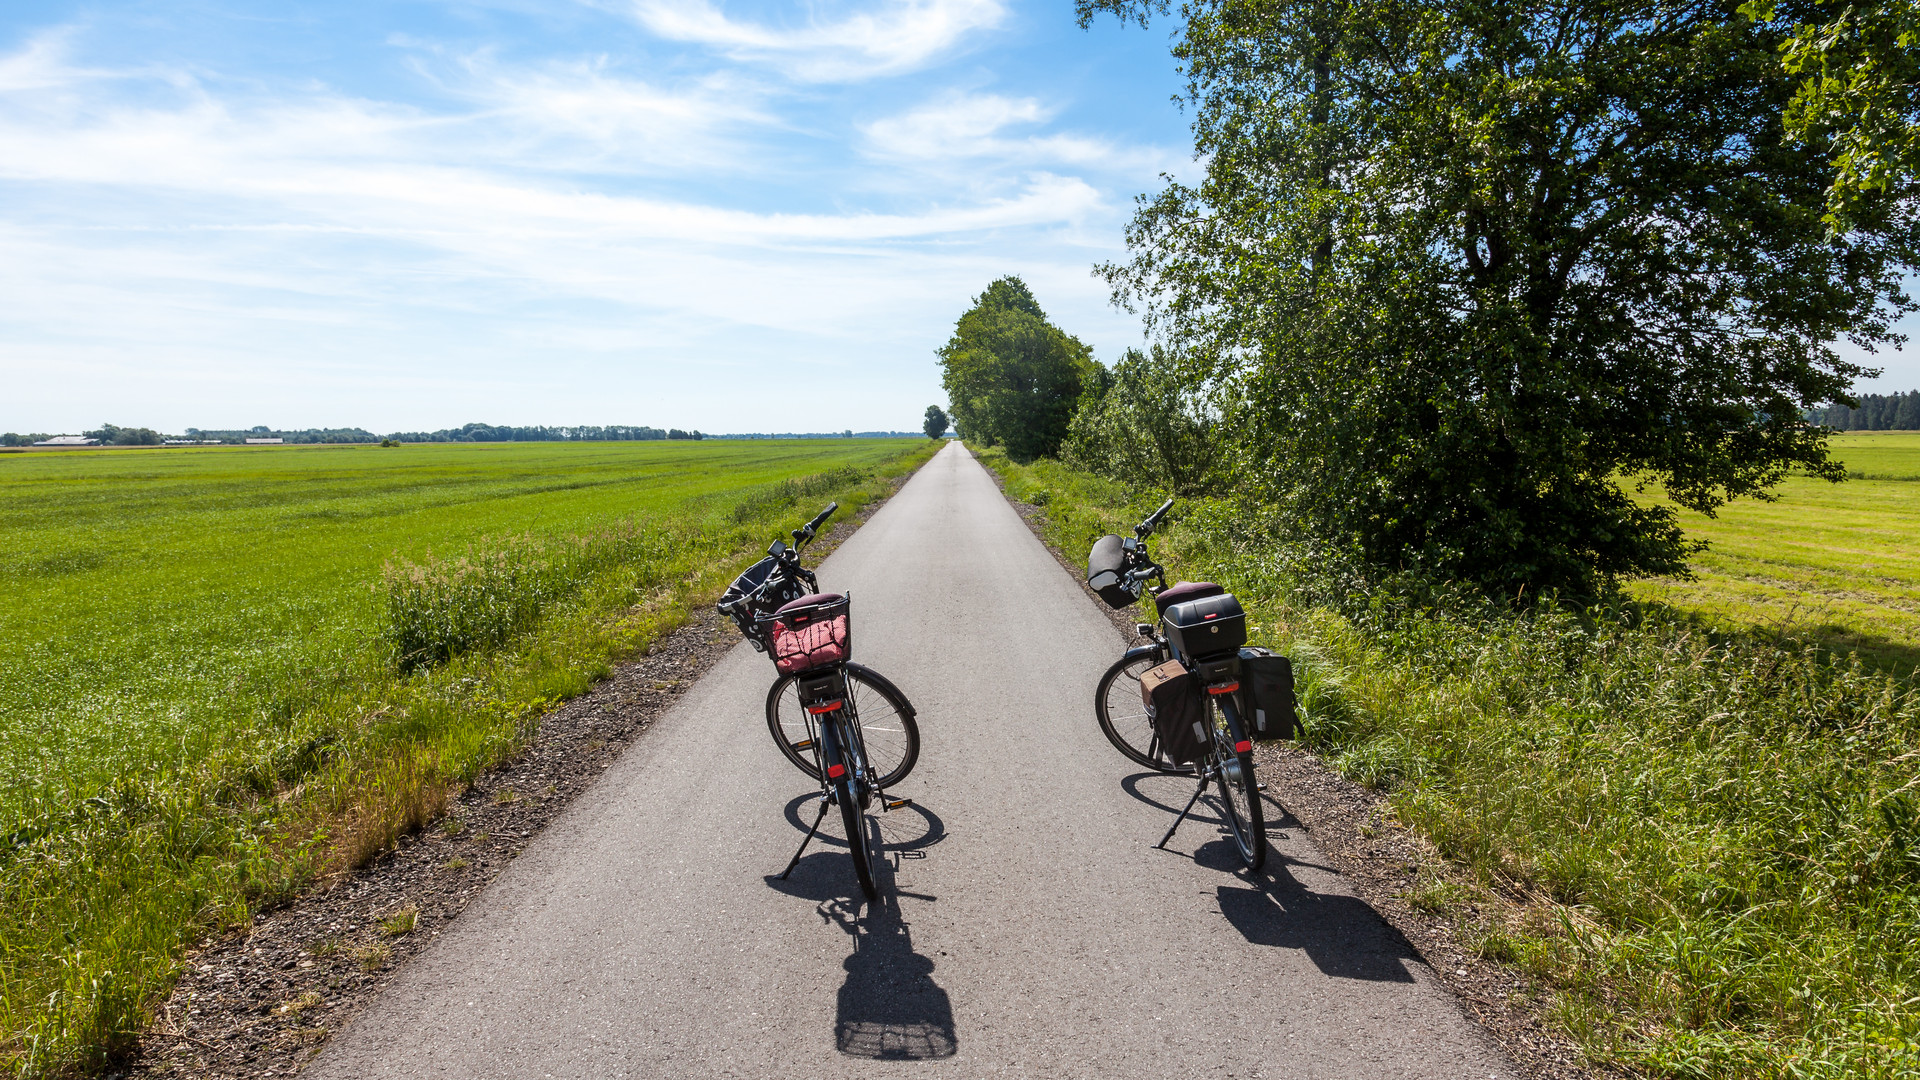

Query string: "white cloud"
[[0, 17, 1172, 432], [863, 91, 1177, 173], [622, 0, 1005, 81]]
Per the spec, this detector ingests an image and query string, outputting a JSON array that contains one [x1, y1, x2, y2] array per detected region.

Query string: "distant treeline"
[[1, 423, 707, 446], [1807, 391, 1920, 430], [378, 423, 705, 443], [711, 431, 923, 439]]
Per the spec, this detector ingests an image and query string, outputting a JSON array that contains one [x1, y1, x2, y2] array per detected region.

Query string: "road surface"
[[309, 441, 1515, 1079]]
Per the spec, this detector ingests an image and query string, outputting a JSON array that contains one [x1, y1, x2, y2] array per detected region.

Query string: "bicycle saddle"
[[1156, 581, 1225, 608]]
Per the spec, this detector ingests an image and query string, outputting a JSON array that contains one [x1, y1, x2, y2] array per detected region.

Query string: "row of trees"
[[1807, 391, 1920, 429]]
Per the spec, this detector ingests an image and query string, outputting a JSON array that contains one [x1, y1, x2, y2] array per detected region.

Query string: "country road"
[[308, 441, 1516, 1079]]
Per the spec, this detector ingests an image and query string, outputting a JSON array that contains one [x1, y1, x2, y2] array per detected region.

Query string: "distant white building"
[[33, 435, 98, 446], [245, 437, 284, 444]]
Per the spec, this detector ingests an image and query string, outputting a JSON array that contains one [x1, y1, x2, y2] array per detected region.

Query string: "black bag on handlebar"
[[1086, 534, 1138, 608], [719, 556, 806, 649]]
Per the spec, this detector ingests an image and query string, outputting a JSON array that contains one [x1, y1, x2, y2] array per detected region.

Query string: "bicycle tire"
[[767, 664, 919, 787], [1094, 650, 1193, 774], [837, 779, 879, 902], [1213, 697, 1266, 871]]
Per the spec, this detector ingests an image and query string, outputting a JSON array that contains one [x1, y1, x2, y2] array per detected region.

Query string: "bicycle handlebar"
[[1136, 497, 1175, 537]]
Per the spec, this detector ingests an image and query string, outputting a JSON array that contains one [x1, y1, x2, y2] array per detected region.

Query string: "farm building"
[[32, 436, 98, 446]]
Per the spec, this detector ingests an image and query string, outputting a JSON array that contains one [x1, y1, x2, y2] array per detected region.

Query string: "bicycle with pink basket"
[[718, 502, 921, 901]]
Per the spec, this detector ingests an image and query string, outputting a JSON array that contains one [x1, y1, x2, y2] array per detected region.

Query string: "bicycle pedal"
[[792, 739, 816, 751], [883, 798, 912, 811], [898, 850, 926, 860]]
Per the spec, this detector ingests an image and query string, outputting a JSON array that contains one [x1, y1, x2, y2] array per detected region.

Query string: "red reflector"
[[826, 763, 846, 779], [1204, 613, 1218, 619], [1207, 682, 1240, 695], [805, 700, 844, 714], [1234, 740, 1252, 754]]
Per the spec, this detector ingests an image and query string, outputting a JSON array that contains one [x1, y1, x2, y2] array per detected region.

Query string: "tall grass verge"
[[0, 445, 938, 1077], [973, 443, 1920, 1079]]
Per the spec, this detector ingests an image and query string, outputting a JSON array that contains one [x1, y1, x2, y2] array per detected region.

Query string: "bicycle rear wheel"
[[1212, 698, 1266, 871], [836, 780, 879, 902], [767, 664, 919, 786], [1095, 650, 1192, 774]]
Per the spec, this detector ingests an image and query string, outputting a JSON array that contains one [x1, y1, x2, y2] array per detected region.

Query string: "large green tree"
[[938, 277, 1097, 461], [1081, 0, 1920, 599]]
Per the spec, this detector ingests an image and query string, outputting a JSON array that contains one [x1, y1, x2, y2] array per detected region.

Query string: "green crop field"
[[0, 438, 938, 1074], [1629, 430, 1920, 673]]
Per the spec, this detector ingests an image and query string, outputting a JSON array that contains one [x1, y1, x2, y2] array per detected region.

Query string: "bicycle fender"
[[1122, 642, 1165, 665], [844, 661, 917, 718]]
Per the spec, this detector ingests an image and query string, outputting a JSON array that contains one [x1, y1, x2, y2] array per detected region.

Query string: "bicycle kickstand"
[[778, 794, 832, 880], [1156, 772, 1211, 850]]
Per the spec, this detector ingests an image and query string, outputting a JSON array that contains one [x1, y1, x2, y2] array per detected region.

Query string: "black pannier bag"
[[1237, 648, 1298, 740], [1139, 660, 1210, 765], [1161, 592, 1247, 661], [1085, 534, 1137, 608]]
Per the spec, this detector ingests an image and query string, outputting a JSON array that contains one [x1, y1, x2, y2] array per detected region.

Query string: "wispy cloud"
[[622, 0, 1005, 81], [863, 91, 1176, 173]]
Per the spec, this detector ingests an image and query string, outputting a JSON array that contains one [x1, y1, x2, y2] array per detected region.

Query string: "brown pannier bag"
[[1139, 660, 1210, 765]]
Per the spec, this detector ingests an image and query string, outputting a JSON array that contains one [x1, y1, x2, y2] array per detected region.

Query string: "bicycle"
[[1085, 498, 1268, 871], [719, 502, 921, 902]]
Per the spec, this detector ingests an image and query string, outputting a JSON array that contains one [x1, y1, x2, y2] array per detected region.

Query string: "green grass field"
[[1628, 431, 1920, 673], [0, 439, 937, 1075]]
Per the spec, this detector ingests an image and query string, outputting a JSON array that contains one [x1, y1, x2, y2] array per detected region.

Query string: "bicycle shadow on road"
[[1196, 835, 1419, 984], [1123, 774, 1418, 983], [765, 798, 958, 1062]]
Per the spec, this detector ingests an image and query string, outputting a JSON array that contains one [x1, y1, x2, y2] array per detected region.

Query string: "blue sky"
[[1, 2, 1914, 436], [0, 0, 1194, 434]]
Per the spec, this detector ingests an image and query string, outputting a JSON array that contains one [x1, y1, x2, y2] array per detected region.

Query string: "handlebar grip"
[[807, 502, 838, 532], [1143, 497, 1174, 531]]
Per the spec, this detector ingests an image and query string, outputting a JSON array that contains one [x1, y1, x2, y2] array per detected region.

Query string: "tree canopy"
[[1082, 0, 1920, 600], [1753, 0, 1920, 225], [937, 276, 1096, 461]]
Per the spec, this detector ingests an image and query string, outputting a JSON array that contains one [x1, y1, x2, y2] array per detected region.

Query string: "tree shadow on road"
[[765, 797, 957, 1061]]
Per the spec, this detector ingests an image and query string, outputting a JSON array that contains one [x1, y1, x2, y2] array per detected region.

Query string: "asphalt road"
[[310, 442, 1516, 1079]]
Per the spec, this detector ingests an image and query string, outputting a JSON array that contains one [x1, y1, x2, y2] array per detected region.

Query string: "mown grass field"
[[976, 442, 1919, 1080], [1629, 431, 1920, 674], [0, 438, 938, 1075]]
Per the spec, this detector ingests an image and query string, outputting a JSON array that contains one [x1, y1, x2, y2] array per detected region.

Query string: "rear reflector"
[[1206, 682, 1240, 695], [805, 700, 844, 714], [826, 763, 846, 779], [1234, 740, 1252, 754]]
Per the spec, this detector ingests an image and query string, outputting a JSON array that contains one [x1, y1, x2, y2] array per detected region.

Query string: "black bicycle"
[[1085, 499, 1277, 871], [719, 503, 921, 901]]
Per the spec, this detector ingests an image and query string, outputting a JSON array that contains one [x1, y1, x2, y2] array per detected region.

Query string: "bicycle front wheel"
[[767, 664, 919, 787], [1095, 650, 1192, 774], [1213, 698, 1266, 871]]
